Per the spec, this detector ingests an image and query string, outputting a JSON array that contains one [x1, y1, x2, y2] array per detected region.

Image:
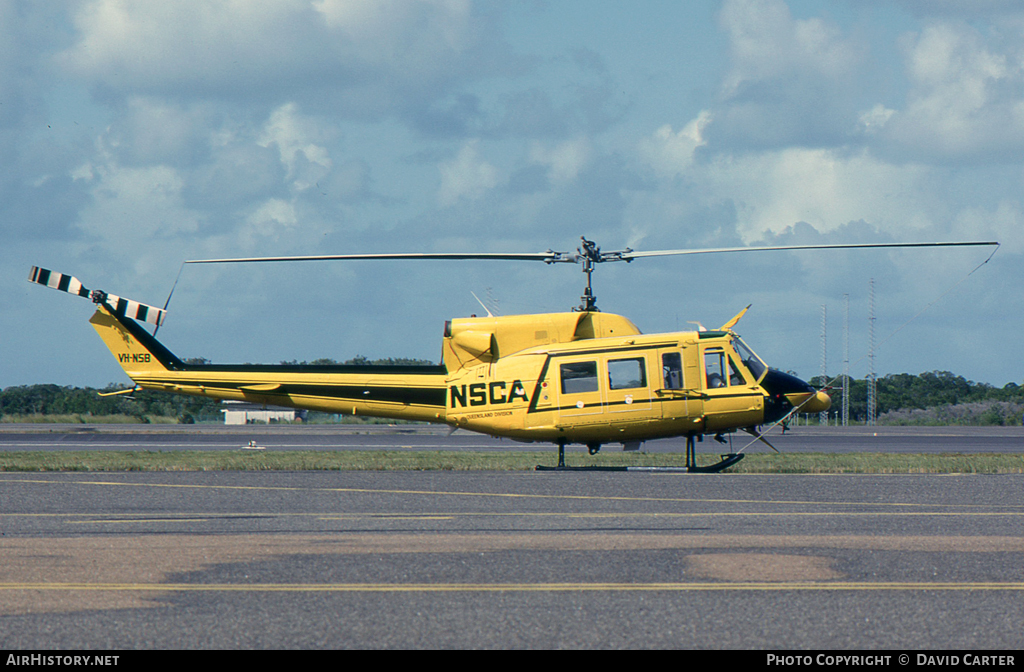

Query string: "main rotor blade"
[[186, 241, 998, 265], [622, 241, 999, 260], [186, 251, 576, 264]]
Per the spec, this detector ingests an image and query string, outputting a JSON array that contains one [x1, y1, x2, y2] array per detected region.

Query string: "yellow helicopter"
[[29, 237, 998, 472]]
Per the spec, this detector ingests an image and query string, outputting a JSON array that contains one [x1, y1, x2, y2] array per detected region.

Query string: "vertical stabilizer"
[[89, 305, 182, 377]]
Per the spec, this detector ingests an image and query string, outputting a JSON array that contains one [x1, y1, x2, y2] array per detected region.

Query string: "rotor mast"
[[574, 237, 633, 312], [578, 238, 599, 312]]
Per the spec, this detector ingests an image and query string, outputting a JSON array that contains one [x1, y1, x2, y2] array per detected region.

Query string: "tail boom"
[[89, 305, 448, 423]]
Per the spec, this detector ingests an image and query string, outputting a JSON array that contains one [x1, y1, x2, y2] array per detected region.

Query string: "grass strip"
[[0, 451, 1023, 473]]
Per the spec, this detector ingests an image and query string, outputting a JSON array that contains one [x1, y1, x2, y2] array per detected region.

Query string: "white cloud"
[[891, 1, 1023, 20], [437, 139, 499, 205], [313, 0, 474, 65], [259, 103, 333, 190], [709, 0, 868, 149], [638, 112, 711, 176], [719, 0, 860, 94], [111, 97, 216, 165], [857, 104, 896, 135], [56, 0, 493, 119], [74, 159, 200, 242], [953, 199, 1024, 253], [710, 148, 931, 239], [59, 1, 302, 83], [0, 3, 21, 126], [638, 113, 934, 241], [241, 198, 298, 247], [875, 21, 1024, 160], [66, 154, 206, 285], [528, 137, 593, 185]]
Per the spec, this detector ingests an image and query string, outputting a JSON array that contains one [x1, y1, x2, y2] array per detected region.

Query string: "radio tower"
[[820, 304, 828, 426], [867, 278, 877, 426], [843, 294, 849, 427]]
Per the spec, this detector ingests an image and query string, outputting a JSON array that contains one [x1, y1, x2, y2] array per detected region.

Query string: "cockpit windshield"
[[732, 336, 767, 382]]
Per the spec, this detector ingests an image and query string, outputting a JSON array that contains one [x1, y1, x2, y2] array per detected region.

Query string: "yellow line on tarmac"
[[2, 510, 1021, 520], [64, 518, 212, 525], [3, 475, 1023, 511], [2, 581, 1024, 593], [3, 510, 1022, 527], [319, 511, 1024, 519]]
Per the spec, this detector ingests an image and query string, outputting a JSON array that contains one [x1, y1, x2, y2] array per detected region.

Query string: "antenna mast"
[[820, 304, 828, 426], [867, 278, 877, 426], [843, 293, 849, 427]]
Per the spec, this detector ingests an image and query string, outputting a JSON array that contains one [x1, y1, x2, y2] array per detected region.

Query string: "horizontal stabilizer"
[[28, 266, 167, 327]]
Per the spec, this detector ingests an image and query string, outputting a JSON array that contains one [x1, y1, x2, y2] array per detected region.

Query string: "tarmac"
[[1, 424, 1024, 649]]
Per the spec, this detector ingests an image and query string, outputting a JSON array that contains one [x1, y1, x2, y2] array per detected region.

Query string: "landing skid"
[[535, 436, 745, 473]]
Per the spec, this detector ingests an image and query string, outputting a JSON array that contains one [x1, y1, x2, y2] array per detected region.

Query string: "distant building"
[[221, 400, 303, 425]]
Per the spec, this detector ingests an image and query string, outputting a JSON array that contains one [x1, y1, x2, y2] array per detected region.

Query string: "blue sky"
[[2, 0, 1020, 389]]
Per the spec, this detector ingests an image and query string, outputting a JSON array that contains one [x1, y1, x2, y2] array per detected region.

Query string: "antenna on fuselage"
[[470, 291, 494, 317]]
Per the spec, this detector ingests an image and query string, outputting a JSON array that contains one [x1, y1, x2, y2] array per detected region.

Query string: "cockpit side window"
[[662, 352, 683, 389], [728, 356, 747, 386], [732, 337, 767, 381], [704, 349, 728, 389]]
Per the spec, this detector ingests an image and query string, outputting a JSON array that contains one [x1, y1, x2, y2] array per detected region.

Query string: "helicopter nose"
[[787, 390, 831, 414], [761, 369, 831, 422]]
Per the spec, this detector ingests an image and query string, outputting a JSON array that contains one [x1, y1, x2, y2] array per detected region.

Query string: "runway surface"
[[3, 440, 1024, 648], [1, 423, 1022, 454]]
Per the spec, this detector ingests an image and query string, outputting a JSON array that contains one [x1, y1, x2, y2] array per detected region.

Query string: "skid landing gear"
[[535, 435, 745, 473]]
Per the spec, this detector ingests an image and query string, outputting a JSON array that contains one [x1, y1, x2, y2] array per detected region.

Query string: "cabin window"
[[561, 361, 599, 394], [608, 357, 646, 390], [662, 352, 683, 389]]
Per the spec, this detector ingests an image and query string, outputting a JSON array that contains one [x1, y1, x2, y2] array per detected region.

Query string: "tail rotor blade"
[[28, 266, 167, 327], [28, 266, 91, 298], [99, 292, 167, 327]]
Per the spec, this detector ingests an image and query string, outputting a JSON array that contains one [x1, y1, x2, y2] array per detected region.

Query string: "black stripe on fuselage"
[[527, 356, 553, 414], [547, 391, 762, 414], [185, 363, 448, 375], [154, 380, 447, 407]]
